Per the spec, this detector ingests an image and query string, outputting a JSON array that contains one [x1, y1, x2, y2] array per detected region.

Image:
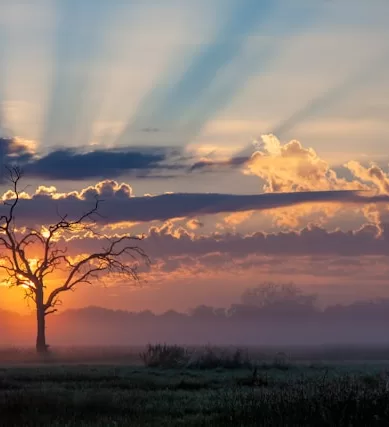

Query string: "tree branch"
[[45, 236, 149, 310], [0, 166, 149, 318]]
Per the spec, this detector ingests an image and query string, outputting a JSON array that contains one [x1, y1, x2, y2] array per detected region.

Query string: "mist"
[[2, 283, 389, 349]]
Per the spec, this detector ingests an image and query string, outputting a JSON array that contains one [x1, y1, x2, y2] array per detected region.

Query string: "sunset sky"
[[0, 0, 389, 314]]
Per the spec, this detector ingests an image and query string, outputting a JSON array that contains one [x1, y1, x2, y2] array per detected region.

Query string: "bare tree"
[[0, 167, 149, 353]]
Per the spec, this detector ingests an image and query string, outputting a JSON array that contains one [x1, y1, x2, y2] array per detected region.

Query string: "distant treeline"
[[2, 283, 389, 346]]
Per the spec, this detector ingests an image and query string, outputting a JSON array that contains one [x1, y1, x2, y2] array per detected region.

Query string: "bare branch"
[[44, 235, 149, 310], [0, 166, 149, 327]]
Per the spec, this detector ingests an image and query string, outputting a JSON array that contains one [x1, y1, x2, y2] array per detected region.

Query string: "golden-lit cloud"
[[6, 136, 37, 157], [1, 190, 30, 201], [246, 134, 364, 192], [243, 134, 389, 227], [345, 160, 389, 194], [2, 176, 386, 230], [186, 218, 204, 230], [223, 211, 253, 227]]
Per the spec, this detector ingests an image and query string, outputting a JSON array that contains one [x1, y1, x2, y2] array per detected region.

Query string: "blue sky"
[[0, 1, 388, 175]]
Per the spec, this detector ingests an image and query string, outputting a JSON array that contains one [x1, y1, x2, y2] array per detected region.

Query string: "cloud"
[[246, 134, 365, 192], [186, 218, 204, 230], [50, 221, 389, 284], [0, 138, 187, 180], [189, 156, 249, 172], [346, 161, 389, 194], [0, 136, 36, 164], [222, 210, 253, 228], [141, 127, 160, 133], [0, 178, 388, 227], [142, 222, 389, 259], [25, 147, 184, 180], [2, 133, 385, 234], [190, 134, 389, 227], [245, 135, 389, 227], [188, 134, 383, 195]]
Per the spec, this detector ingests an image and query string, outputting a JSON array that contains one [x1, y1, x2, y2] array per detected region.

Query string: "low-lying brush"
[[139, 344, 190, 368], [140, 344, 253, 369], [188, 346, 252, 369]]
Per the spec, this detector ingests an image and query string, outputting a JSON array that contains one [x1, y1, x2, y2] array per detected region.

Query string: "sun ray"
[[90, 1, 219, 148], [40, 0, 124, 150], [114, 0, 274, 148], [0, 0, 56, 143]]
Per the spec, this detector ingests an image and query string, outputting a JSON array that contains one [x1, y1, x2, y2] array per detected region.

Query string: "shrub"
[[139, 344, 254, 370], [139, 344, 190, 368], [187, 346, 252, 370]]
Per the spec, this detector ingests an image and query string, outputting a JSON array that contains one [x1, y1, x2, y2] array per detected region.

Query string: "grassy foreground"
[[2, 362, 389, 426]]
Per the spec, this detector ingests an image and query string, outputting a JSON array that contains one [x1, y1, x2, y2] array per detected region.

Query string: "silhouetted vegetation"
[[140, 344, 190, 368], [189, 346, 253, 370], [140, 344, 253, 369], [3, 283, 389, 347]]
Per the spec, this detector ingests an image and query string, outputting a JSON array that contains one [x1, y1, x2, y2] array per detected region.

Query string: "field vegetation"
[[1, 345, 389, 426]]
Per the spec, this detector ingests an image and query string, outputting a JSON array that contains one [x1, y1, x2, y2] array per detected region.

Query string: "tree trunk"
[[36, 298, 48, 354]]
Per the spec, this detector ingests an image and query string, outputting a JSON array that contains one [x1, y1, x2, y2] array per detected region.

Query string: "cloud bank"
[[65, 220, 389, 260], [0, 137, 186, 180], [0, 179, 387, 227]]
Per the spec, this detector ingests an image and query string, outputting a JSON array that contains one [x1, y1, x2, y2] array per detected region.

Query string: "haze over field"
[[3, 287, 389, 348], [0, 0, 389, 346]]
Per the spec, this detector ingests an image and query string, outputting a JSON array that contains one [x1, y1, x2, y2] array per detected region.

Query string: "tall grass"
[[1, 365, 389, 426]]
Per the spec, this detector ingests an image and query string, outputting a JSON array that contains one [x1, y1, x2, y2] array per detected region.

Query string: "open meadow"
[[1, 346, 389, 426]]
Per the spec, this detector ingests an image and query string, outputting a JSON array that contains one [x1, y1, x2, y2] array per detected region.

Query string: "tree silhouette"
[[0, 167, 149, 354], [241, 282, 317, 310]]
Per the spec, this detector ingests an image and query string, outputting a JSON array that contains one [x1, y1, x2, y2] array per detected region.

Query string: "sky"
[[0, 0, 389, 314]]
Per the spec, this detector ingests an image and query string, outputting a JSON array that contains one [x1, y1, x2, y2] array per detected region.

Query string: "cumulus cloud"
[[143, 222, 389, 259], [190, 134, 389, 196], [222, 211, 253, 228], [245, 134, 363, 192], [0, 179, 387, 227], [345, 160, 389, 194], [186, 218, 204, 230], [48, 220, 389, 284], [241, 135, 389, 227]]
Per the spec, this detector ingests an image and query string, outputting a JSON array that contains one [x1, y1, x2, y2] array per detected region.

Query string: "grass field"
[[2, 352, 389, 426]]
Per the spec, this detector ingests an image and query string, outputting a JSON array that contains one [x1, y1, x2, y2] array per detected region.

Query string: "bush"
[[139, 344, 190, 368], [187, 346, 252, 370], [139, 344, 254, 370]]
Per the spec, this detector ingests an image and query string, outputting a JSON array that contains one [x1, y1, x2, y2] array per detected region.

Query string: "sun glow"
[[41, 226, 50, 239], [18, 258, 39, 289], [20, 280, 35, 290]]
